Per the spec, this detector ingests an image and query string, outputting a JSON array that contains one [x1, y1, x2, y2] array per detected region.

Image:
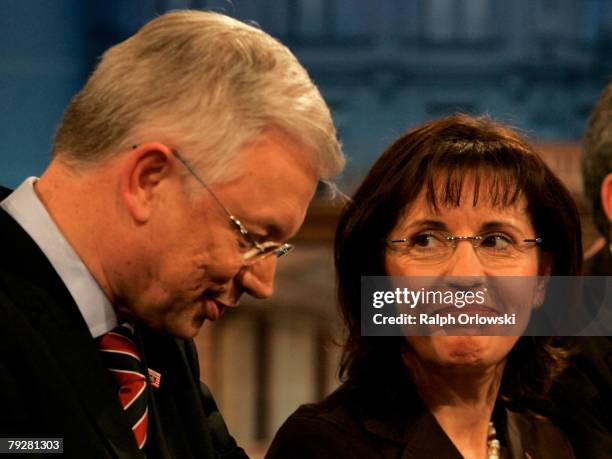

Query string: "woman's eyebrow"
[[402, 219, 527, 234], [478, 221, 524, 233], [404, 219, 447, 230]]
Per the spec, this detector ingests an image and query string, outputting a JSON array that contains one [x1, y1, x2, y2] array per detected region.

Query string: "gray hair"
[[583, 82, 612, 240], [52, 10, 344, 183]]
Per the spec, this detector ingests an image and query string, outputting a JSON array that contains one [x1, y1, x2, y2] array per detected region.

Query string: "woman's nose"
[[444, 240, 486, 277]]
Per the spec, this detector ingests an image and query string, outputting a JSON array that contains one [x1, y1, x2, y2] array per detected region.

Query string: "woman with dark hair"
[[266, 114, 582, 459]]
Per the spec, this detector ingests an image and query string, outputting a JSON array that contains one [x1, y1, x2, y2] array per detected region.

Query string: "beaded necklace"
[[487, 421, 500, 459]]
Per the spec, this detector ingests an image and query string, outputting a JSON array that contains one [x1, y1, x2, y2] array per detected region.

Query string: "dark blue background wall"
[[1, 0, 611, 188]]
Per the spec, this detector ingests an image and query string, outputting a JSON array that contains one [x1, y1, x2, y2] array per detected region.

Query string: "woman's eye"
[[411, 233, 442, 249], [481, 233, 513, 250], [413, 234, 431, 247]]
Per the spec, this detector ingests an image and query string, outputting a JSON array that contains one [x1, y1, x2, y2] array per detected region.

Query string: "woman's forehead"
[[421, 168, 523, 209], [395, 187, 532, 229]]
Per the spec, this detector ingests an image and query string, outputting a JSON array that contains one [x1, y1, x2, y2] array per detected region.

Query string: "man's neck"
[[36, 160, 116, 303]]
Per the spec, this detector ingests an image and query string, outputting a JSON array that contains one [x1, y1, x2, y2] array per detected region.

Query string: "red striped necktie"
[[98, 323, 149, 450]]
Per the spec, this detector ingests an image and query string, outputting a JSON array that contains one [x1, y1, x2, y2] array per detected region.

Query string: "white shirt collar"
[[0, 177, 117, 338]]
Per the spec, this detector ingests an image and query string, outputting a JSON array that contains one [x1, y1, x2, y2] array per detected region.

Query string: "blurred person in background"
[[266, 115, 581, 459], [0, 10, 344, 458], [547, 82, 612, 459], [583, 82, 612, 275]]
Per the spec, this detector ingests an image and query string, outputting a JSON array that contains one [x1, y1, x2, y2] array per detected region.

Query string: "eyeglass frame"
[[131, 145, 294, 265], [387, 231, 543, 264]]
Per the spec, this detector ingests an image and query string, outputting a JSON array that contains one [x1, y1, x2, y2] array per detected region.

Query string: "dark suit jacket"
[[266, 379, 575, 459], [0, 186, 247, 458], [547, 246, 612, 458], [584, 245, 612, 276]]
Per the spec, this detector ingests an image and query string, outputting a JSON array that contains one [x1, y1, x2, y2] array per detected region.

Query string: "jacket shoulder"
[[265, 386, 378, 459]]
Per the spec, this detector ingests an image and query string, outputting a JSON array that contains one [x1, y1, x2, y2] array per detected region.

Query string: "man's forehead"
[[233, 131, 316, 176], [212, 163, 317, 239]]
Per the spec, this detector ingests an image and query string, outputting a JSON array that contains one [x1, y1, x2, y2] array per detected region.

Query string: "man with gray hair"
[[583, 82, 612, 275], [0, 10, 344, 458]]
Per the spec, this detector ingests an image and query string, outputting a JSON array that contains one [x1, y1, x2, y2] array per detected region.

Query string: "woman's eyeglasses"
[[388, 230, 542, 266]]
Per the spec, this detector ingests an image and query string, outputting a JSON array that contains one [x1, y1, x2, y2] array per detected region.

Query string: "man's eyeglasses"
[[387, 230, 543, 267], [172, 150, 294, 266]]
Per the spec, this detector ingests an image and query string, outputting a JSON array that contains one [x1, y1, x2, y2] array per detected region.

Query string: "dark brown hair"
[[335, 114, 582, 404]]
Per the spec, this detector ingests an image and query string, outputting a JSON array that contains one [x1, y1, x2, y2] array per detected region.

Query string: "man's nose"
[[238, 256, 278, 299]]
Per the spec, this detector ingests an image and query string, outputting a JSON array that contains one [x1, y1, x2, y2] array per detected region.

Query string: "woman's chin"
[[408, 335, 518, 370]]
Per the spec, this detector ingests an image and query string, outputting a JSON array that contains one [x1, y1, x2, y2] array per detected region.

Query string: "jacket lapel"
[[362, 407, 463, 459], [0, 206, 142, 458], [352, 376, 464, 459], [137, 326, 217, 459]]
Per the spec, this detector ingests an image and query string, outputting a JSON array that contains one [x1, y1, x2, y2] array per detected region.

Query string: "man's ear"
[[600, 173, 612, 234], [120, 143, 174, 223]]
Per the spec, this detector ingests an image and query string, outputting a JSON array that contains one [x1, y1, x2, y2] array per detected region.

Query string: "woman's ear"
[[120, 143, 174, 223], [538, 251, 553, 277], [533, 253, 552, 309], [532, 276, 550, 310]]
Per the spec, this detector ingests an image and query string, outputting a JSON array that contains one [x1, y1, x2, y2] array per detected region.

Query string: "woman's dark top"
[[266, 375, 575, 459]]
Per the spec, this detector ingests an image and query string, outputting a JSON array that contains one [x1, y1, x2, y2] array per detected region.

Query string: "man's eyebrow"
[[271, 223, 294, 241], [250, 222, 285, 241]]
